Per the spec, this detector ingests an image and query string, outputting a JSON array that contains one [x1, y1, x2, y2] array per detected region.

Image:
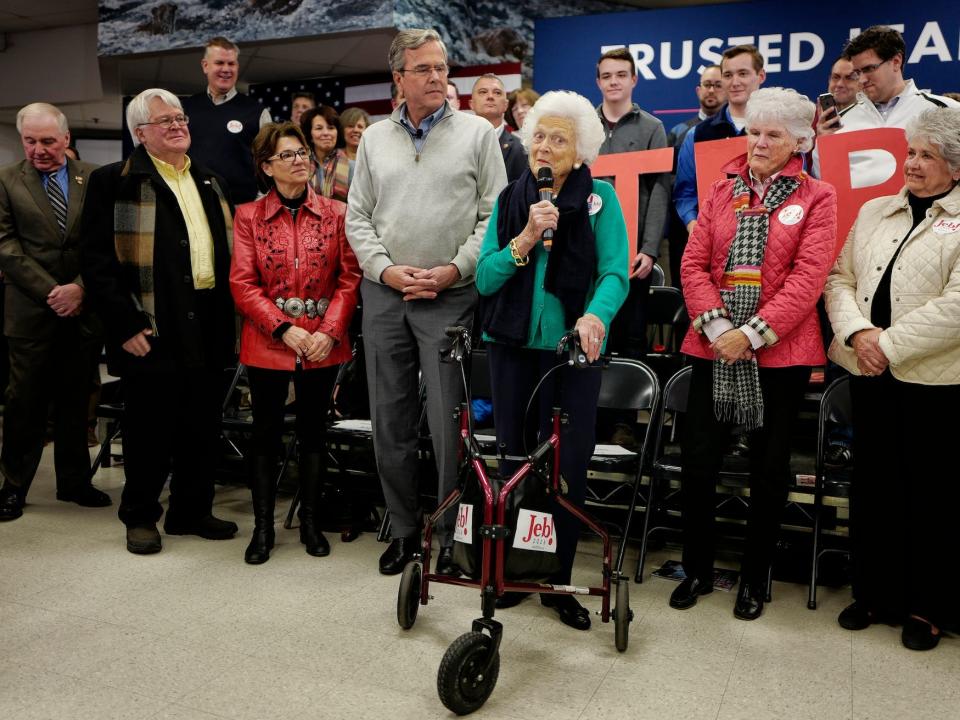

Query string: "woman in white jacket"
[[825, 107, 960, 652]]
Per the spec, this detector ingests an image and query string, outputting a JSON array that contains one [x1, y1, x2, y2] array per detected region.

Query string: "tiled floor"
[[1, 450, 958, 720]]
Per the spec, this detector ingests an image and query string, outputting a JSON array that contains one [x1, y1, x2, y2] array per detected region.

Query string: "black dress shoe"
[[0, 485, 24, 522], [733, 582, 764, 620], [540, 593, 591, 631], [379, 535, 418, 575], [902, 617, 941, 651], [495, 592, 531, 609], [838, 601, 876, 631], [669, 577, 713, 610], [435, 546, 461, 577], [126, 524, 162, 554], [164, 514, 238, 539], [57, 485, 112, 508], [824, 444, 853, 469]]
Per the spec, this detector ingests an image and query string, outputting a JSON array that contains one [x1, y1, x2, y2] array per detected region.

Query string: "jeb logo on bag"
[[513, 509, 556, 552], [454, 503, 473, 544]]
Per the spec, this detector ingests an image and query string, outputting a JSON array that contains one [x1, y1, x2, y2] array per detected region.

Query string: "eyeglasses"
[[699, 82, 723, 90], [852, 59, 890, 78], [138, 114, 189, 129], [268, 149, 310, 163], [399, 63, 449, 77]]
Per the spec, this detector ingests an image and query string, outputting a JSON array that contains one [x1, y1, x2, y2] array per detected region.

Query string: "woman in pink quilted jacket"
[[671, 88, 836, 621], [825, 107, 960, 651]]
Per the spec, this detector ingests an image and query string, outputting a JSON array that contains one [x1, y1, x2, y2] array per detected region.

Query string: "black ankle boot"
[[298, 453, 330, 557], [245, 456, 276, 565]]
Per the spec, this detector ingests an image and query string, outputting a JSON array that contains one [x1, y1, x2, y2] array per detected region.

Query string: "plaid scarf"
[[713, 173, 800, 429], [113, 158, 232, 336], [313, 149, 351, 203]]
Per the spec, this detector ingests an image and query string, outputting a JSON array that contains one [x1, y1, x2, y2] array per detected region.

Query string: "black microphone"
[[536, 166, 554, 251]]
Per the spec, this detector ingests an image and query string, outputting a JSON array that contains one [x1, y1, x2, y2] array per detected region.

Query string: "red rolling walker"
[[396, 326, 632, 716]]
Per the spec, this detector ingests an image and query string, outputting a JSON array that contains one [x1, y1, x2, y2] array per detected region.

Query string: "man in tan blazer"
[[0, 102, 108, 521]]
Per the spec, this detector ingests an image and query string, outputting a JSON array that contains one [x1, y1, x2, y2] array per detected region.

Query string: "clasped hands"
[[282, 326, 334, 362], [850, 327, 888, 376], [47, 283, 83, 317], [711, 328, 754, 364], [382, 263, 460, 301]]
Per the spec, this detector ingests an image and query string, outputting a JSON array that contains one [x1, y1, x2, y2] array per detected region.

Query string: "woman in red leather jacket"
[[672, 88, 836, 620], [230, 122, 361, 564]]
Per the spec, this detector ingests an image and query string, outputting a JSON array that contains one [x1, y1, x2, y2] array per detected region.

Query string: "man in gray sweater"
[[346, 28, 507, 576]]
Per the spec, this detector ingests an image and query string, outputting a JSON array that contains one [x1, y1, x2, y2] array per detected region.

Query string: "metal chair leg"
[[765, 563, 773, 603], [635, 474, 658, 584]]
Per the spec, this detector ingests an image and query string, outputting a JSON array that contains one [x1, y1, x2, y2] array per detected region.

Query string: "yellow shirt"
[[148, 153, 216, 289]]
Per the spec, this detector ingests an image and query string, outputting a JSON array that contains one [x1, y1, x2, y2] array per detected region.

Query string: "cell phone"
[[818, 93, 842, 128]]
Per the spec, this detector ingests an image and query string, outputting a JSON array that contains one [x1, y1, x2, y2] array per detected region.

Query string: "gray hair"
[[16, 103, 69, 135], [126, 88, 183, 145], [745, 87, 816, 153], [905, 107, 960, 173], [518, 91, 606, 166], [388, 29, 447, 73], [472, 73, 504, 92]]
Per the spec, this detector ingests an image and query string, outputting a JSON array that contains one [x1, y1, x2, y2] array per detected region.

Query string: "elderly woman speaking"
[[476, 91, 629, 630], [825, 107, 960, 651], [673, 88, 836, 620]]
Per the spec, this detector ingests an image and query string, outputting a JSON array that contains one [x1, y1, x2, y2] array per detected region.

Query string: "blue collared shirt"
[[399, 102, 447, 153], [40, 163, 70, 205], [673, 105, 740, 225]]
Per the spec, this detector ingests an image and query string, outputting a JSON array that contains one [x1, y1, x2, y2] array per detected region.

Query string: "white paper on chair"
[[331, 419, 373, 432], [593, 444, 637, 456]]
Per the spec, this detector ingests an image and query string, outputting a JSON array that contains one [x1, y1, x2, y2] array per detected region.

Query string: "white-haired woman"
[[672, 88, 837, 620], [825, 107, 960, 651], [476, 90, 629, 630]]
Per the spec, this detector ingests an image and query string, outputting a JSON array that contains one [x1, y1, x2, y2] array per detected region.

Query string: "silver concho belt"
[[275, 296, 329, 319]]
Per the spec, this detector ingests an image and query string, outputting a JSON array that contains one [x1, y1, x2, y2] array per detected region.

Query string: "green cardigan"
[[476, 178, 629, 351]]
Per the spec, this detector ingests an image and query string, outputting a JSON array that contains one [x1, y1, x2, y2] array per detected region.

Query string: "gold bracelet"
[[509, 237, 529, 266]]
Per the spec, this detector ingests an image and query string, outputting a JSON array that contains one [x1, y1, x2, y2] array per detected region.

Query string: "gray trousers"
[[361, 278, 476, 542]]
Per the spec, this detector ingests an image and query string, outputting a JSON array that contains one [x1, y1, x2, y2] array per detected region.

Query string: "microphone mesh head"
[[536, 166, 554, 189]]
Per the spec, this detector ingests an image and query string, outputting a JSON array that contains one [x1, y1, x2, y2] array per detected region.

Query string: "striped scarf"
[[313, 149, 351, 203], [113, 159, 232, 336], [713, 173, 801, 429]]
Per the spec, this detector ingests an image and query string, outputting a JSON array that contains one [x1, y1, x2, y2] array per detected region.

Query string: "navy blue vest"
[[183, 92, 262, 204]]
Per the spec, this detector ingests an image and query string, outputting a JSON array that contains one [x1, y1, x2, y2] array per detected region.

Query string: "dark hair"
[[843, 25, 906, 62], [291, 91, 316, 105], [596, 47, 636, 77], [722, 44, 764, 73], [251, 121, 309, 189], [299, 105, 345, 152], [506, 87, 540, 127]]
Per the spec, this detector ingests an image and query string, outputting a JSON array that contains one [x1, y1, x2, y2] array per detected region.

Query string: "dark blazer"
[[80, 145, 236, 376], [0, 158, 100, 339], [500, 128, 528, 183]]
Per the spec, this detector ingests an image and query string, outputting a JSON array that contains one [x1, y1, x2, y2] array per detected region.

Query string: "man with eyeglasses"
[[814, 26, 958, 187], [182, 36, 272, 205], [0, 103, 107, 521], [80, 88, 238, 555], [347, 28, 506, 577], [667, 65, 726, 148]]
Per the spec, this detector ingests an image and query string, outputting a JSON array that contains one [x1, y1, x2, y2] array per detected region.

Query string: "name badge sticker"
[[778, 204, 804, 226], [932, 217, 960, 235], [587, 193, 602, 216], [227, 120, 244, 134]]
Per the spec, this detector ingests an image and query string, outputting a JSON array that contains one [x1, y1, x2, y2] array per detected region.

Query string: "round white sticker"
[[932, 217, 960, 235], [587, 193, 602, 216], [226, 120, 244, 134], [778, 204, 804, 226]]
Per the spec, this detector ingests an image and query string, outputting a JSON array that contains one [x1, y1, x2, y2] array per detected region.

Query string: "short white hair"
[[16, 103, 69, 135], [518, 91, 606, 165], [906, 107, 960, 173], [126, 89, 183, 145], [745, 87, 816, 153]]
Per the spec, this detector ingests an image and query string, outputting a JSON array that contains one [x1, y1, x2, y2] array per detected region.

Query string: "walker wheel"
[[613, 578, 631, 652], [437, 631, 500, 715], [397, 560, 422, 629]]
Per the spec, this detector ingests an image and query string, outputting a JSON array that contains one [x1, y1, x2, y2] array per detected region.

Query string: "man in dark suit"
[[0, 103, 108, 521], [80, 88, 238, 554], [469, 73, 526, 182]]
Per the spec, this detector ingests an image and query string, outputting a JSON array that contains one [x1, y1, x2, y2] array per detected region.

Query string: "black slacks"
[[487, 343, 603, 585], [680, 357, 810, 585], [849, 371, 960, 626], [0, 319, 101, 495], [246, 363, 338, 457]]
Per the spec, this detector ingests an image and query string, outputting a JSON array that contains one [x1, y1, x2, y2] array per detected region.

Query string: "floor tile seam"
[[147, 703, 234, 720], [574, 653, 616, 720], [714, 624, 746, 720]]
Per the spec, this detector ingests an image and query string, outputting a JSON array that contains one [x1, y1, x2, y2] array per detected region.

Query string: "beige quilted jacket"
[[825, 185, 960, 384]]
